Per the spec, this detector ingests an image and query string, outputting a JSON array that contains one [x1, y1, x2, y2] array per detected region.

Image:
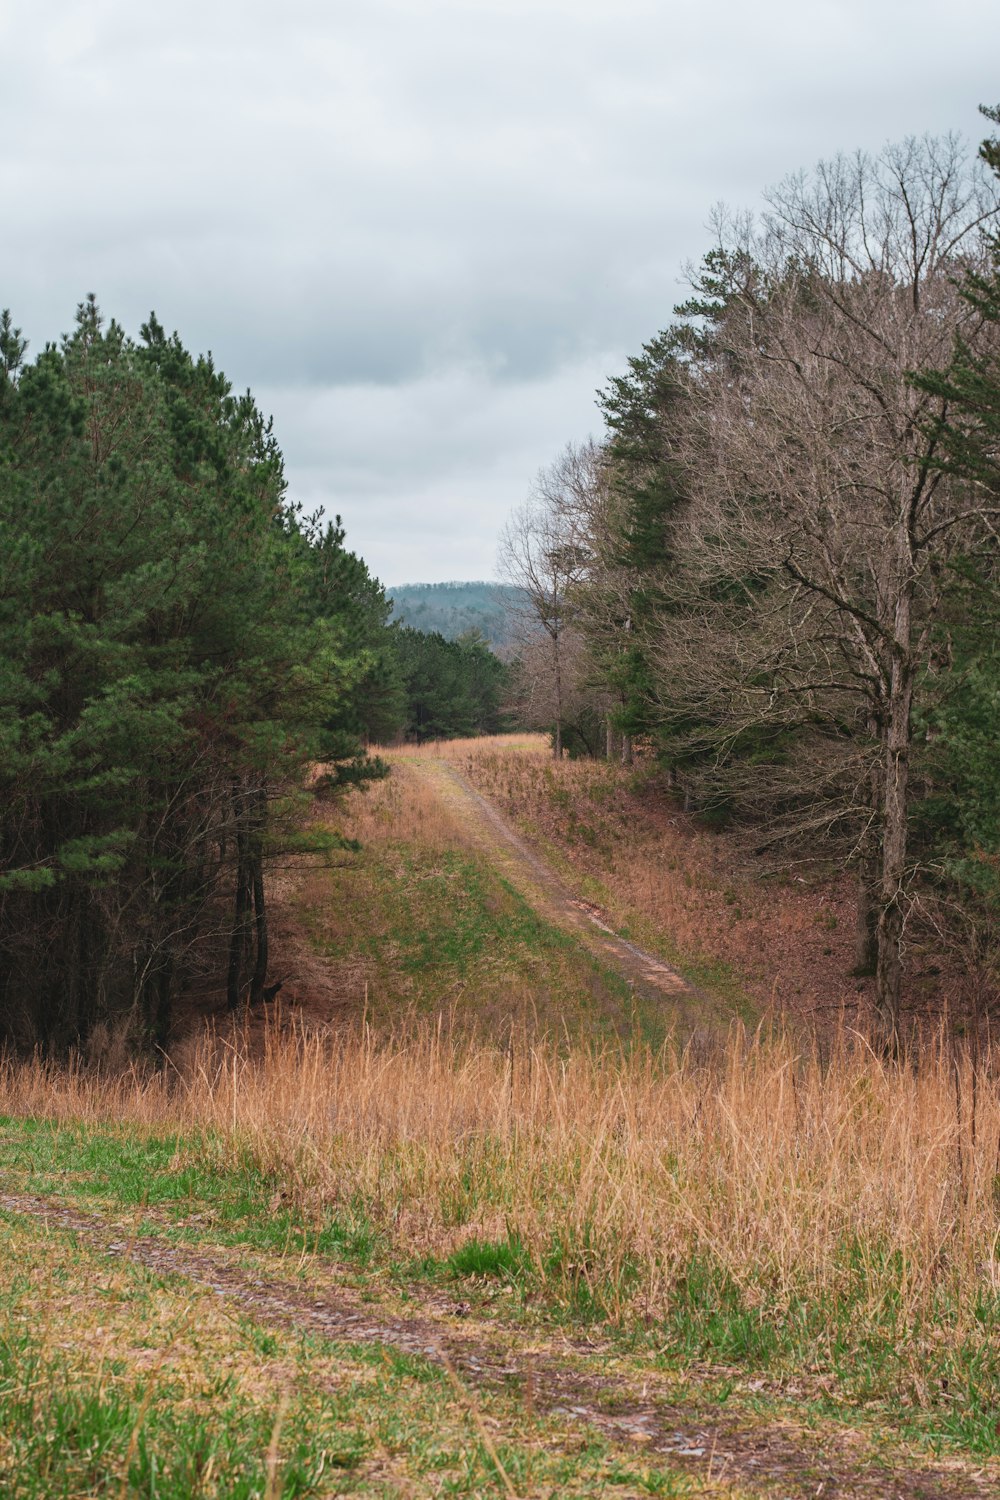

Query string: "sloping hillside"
[[388, 581, 524, 647]]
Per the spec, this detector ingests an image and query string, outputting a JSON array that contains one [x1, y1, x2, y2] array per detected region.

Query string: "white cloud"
[[3, 0, 998, 579], [258, 352, 614, 582]]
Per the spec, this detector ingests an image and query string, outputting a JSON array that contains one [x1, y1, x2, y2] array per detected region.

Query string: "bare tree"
[[662, 135, 1000, 1042], [505, 621, 611, 753], [558, 439, 653, 765], [498, 448, 595, 756]]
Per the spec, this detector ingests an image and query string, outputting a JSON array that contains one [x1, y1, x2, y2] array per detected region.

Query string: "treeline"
[[0, 300, 507, 1054], [395, 627, 508, 741], [501, 120, 1000, 1042]]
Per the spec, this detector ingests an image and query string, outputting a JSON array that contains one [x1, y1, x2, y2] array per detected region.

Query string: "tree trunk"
[[553, 632, 564, 758], [249, 790, 269, 1005], [853, 861, 879, 977], [249, 858, 268, 1004], [853, 714, 882, 978], [56, 885, 93, 1051], [874, 650, 914, 1049], [226, 785, 252, 1011], [152, 956, 174, 1053]]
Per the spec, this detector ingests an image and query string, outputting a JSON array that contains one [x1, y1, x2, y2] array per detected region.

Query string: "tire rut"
[[412, 759, 693, 995], [3, 1189, 994, 1500]]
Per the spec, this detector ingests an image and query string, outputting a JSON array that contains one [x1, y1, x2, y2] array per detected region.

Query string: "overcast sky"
[[3, 1, 998, 585]]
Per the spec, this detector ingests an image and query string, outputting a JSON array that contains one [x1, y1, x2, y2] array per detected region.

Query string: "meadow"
[[3, 738, 998, 1496], [4, 1018, 1000, 1492]]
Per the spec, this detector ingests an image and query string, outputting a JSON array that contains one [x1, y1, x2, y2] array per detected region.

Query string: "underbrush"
[[4, 1021, 1000, 1449]]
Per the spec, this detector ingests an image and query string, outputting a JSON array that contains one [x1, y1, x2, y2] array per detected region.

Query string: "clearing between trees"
[[4, 737, 1000, 1496], [285, 735, 889, 1043]]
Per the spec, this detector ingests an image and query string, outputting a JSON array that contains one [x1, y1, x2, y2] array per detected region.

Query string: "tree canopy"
[[503, 125, 1000, 1041], [0, 300, 393, 1052]]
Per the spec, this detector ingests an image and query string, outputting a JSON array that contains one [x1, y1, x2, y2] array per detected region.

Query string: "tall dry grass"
[[4, 1021, 999, 1348], [333, 754, 468, 853]]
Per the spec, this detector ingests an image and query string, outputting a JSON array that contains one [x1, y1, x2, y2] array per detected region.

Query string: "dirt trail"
[[408, 756, 735, 1037], [412, 758, 690, 991], [2, 1188, 993, 1499]]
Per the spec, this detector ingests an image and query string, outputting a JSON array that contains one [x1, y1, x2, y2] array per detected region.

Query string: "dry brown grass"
[[434, 737, 872, 1024], [340, 755, 474, 853], [4, 1019, 998, 1353]]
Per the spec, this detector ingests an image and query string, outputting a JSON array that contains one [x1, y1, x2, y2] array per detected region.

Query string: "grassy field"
[[429, 737, 872, 1026], [4, 737, 999, 1496], [0, 1144, 712, 1498], [3, 1022, 1000, 1495], [289, 745, 666, 1044]]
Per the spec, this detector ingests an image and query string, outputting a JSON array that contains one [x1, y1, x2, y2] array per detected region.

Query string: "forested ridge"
[[389, 580, 523, 646], [502, 119, 1000, 1044], [0, 300, 507, 1053]]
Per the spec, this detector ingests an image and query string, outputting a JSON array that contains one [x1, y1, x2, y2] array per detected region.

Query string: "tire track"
[[406, 758, 736, 1041], [2, 1189, 993, 1500]]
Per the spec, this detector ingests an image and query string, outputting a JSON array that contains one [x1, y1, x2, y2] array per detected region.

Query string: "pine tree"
[[0, 301, 379, 1051]]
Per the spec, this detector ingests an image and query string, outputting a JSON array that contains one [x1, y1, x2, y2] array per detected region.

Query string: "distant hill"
[[388, 581, 524, 648]]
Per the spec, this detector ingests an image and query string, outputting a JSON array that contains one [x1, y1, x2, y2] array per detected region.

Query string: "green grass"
[[0, 1116, 381, 1265], [6, 1113, 1000, 1455], [301, 834, 663, 1045], [5, 1115, 1000, 1480], [0, 1226, 380, 1497], [0, 1120, 645, 1331], [0, 1196, 710, 1499], [650, 1248, 1000, 1458], [445, 1234, 532, 1282]]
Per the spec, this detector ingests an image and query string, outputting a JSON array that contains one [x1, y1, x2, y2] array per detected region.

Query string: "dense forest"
[[0, 304, 508, 1053], [500, 120, 1000, 1043]]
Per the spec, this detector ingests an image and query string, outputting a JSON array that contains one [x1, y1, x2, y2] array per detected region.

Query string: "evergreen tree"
[[394, 628, 508, 742], [911, 105, 1000, 943], [0, 301, 380, 1051]]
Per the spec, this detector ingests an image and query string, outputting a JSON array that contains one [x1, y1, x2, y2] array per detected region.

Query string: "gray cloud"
[[3, 0, 998, 582]]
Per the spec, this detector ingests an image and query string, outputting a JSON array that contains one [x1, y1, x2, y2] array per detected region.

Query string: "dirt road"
[[406, 755, 736, 1039]]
